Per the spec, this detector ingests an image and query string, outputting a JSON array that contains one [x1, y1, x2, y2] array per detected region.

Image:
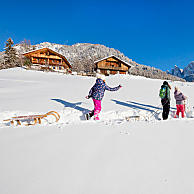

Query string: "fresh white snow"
[[0, 68, 194, 194]]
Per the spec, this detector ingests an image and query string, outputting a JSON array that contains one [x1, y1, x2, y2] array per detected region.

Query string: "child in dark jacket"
[[86, 73, 121, 120]]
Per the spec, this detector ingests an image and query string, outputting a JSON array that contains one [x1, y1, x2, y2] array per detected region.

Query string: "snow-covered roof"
[[22, 47, 52, 55], [94, 55, 133, 67]]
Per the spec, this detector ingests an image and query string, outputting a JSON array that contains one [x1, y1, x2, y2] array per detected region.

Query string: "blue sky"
[[0, 0, 194, 71]]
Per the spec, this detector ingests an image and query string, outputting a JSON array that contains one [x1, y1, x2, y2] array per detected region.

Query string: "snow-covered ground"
[[0, 68, 194, 194]]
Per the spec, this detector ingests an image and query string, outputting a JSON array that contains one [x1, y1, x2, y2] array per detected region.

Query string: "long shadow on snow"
[[127, 101, 176, 111], [112, 99, 155, 112], [51, 99, 90, 120], [111, 99, 163, 120]]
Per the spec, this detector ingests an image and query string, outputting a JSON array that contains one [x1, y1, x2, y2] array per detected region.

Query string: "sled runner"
[[125, 115, 140, 121], [3, 111, 60, 126]]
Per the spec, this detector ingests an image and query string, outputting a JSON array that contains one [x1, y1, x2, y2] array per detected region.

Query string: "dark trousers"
[[161, 99, 170, 120]]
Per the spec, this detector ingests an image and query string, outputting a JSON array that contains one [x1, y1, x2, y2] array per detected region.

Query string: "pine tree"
[[4, 38, 19, 67], [23, 56, 32, 68]]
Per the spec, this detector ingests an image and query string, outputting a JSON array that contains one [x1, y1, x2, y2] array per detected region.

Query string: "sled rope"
[[3, 111, 60, 126]]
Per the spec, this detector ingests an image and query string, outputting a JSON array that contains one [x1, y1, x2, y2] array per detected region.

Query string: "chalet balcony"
[[98, 66, 128, 71], [49, 62, 64, 66], [32, 61, 66, 66], [31, 54, 62, 60]]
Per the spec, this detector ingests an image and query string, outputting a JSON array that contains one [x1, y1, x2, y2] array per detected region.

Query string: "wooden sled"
[[3, 111, 60, 126], [125, 115, 140, 121]]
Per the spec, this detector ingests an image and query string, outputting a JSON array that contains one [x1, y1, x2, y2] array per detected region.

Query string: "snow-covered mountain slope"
[[11, 42, 185, 81], [14, 42, 131, 73], [0, 68, 194, 194]]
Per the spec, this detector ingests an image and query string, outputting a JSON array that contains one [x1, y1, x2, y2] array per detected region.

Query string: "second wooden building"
[[94, 55, 133, 75]]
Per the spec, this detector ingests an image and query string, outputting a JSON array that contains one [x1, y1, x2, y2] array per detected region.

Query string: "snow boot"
[[85, 111, 94, 120]]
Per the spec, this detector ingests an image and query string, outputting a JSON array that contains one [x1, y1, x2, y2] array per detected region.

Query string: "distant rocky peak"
[[171, 65, 183, 78], [169, 62, 194, 82], [183, 61, 194, 77]]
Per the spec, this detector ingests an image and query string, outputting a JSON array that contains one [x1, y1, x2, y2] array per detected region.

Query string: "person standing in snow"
[[174, 87, 187, 118], [159, 81, 171, 120], [85, 73, 122, 120]]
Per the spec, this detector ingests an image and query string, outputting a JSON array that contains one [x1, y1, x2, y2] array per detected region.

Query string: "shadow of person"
[[127, 101, 162, 110], [51, 99, 90, 120], [111, 99, 155, 112], [127, 101, 176, 111], [111, 99, 162, 120]]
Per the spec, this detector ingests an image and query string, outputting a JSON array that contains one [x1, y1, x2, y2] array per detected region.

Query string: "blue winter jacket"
[[88, 78, 120, 100]]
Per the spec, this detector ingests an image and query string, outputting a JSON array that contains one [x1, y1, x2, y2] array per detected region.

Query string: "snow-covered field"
[[0, 68, 194, 194]]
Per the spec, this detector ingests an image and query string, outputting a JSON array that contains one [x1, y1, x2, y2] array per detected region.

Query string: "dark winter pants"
[[162, 99, 170, 120]]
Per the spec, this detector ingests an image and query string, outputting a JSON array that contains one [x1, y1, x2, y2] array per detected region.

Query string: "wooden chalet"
[[23, 48, 72, 73], [94, 55, 133, 75]]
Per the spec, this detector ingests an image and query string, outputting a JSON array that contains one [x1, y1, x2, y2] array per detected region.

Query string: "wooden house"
[[23, 48, 72, 73], [94, 55, 133, 75]]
